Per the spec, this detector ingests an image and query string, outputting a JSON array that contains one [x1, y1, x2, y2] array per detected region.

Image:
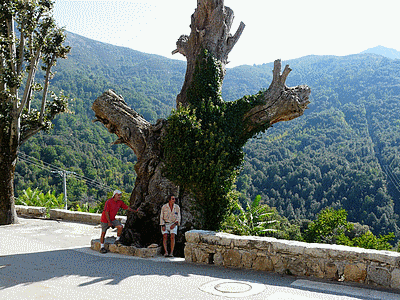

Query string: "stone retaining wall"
[[15, 205, 47, 218], [91, 238, 162, 258], [48, 208, 126, 224], [15, 206, 126, 225], [185, 230, 400, 290]]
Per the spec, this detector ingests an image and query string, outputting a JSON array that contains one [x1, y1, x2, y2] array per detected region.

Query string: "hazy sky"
[[53, 0, 400, 67]]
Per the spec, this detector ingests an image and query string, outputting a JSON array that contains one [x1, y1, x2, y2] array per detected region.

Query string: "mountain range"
[[16, 31, 400, 241], [360, 45, 400, 60]]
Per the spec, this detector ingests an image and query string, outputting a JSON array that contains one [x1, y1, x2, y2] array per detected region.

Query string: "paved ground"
[[1, 217, 400, 299]]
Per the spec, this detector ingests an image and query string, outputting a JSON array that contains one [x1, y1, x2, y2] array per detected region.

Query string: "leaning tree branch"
[[226, 21, 245, 55], [173, 0, 245, 107], [243, 59, 311, 135], [92, 90, 151, 160]]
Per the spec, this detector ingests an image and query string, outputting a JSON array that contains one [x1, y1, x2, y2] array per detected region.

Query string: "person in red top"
[[99, 190, 138, 253]]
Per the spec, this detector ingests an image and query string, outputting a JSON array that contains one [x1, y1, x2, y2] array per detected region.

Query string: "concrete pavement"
[[1, 217, 400, 299]]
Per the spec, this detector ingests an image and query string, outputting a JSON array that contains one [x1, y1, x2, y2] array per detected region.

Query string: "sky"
[[53, 0, 400, 68]]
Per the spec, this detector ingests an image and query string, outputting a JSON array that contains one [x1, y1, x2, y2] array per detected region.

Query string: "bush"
[[221, 195, 279, 236]]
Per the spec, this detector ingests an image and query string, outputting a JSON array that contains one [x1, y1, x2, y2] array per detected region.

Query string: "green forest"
[[15, 32, 400, 243]]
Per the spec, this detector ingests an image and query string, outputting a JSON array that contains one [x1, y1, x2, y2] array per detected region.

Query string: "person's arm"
[[176, 206, 181, 226], [122, 202, 139, 213], [171, 205, 181, 229], [160, 206, 166, 230]]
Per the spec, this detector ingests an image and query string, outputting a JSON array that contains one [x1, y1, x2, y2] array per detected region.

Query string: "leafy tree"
[[303, 208, 353, 245], [304, 207, 395, 250], [351, 231, 394, 251], [0, 0, 69, 224]]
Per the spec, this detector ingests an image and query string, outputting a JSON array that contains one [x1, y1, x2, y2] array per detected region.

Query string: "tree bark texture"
[[0, 1, 69, 225], [92, 0, 310, 255], [173, 0, 245, 107], [0, 144, 18, 225], [92, 91, 197, 255]]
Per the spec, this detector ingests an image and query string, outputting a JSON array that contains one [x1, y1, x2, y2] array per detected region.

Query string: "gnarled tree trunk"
[[92, 0, 310, 256]]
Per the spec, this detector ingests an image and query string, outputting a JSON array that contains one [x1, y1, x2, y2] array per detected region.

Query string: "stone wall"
[[15, 206, 126, 225], [91, 238, 161, 258], [49, 208, 126, 224], [15, 205, 47, 218], [185, 230, 400, 290]]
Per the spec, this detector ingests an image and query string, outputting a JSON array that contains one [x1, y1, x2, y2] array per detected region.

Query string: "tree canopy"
[[0, 0, 69, 224]]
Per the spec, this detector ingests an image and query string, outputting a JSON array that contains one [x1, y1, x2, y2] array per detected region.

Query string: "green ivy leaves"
[[162, 50, 271, 230]]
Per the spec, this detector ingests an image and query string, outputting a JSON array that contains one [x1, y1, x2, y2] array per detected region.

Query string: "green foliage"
[[236, 55, 400, 241], [1, 0, 71, 141], [162, 50, 270, 230], [10, 30, 400, 243], [304, 207, 395, 250], [221, 195, 279, 236], [16, 187, 64, 210], [351, 231, 394, 251], [304, 207, 353, 244]]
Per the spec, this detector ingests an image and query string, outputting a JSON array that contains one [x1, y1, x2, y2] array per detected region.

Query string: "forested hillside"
[[232, 55, 400, 238], [15, 32, 400, 239], [16, 32, 185, 203]]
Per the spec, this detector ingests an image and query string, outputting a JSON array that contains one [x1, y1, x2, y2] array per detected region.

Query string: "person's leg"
[[100, 231, 106, 244], [115, 224, 124, 244], [100, 222, 108, 244], [100, 223, 109, 253], [163, 233, 169, 255], [116, 225, 123, 238], [111, 220, 123, 243], [170, 233, 175, 256]]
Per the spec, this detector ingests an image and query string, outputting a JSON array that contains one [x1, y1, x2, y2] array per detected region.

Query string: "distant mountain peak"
[[360, 45, 400, 59]]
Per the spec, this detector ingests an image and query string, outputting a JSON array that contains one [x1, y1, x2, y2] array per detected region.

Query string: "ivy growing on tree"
[[92, 0, 310, 254]]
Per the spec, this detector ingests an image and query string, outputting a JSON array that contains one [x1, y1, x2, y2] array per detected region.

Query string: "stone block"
[[253, 255, 274, 272], [201, 233, 222, 245], [368, 265, 391, 287], [286, 256, 307, 276], [194, 248, 209, 264], [325, 262, 338, 280], [214, 251, 224, 266], [344, 263, 367, 283], [365, 250, 400, 267], [304, 243, 327, 259], [91, 239, 101, 252], [223, 249, 242, 267], [135, 247, 148, 258], [185, 231, 201, 243], [217, 237, 233, 247], [184, 244, 194, 262], [249, 237, 272, 251], [391, 268, 400, 289], [16, 205, 47, 217], [305, 258, 325, 278], [240, 250, 257, 269], [270, 255, 287, 274], [327, 245, 363, 261], [271, 240, 305, 255], [231, 236, 250, 248], [90, 239, 160, 258], [108, 244, 119, 253]]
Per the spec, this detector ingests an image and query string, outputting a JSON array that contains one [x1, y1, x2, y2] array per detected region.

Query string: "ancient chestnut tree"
[[0, 0, 70, 225], [92, 0, 310, 254]]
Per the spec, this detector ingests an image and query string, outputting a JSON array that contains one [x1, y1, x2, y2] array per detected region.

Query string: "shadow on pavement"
[[0, 247, 288, 291]]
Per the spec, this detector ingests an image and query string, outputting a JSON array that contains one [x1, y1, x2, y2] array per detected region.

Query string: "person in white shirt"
[[160, 195, 181, 257]]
